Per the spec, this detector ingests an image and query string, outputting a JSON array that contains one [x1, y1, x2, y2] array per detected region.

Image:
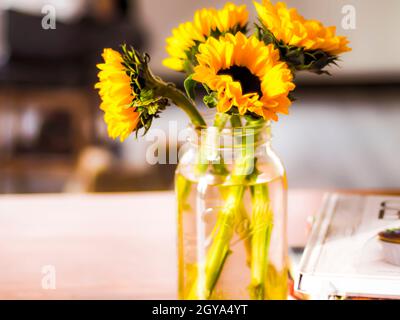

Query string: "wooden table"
[[0, 190, 329, 299]]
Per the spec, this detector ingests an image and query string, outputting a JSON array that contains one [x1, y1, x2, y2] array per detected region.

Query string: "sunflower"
[[254, 0, 351, 55], [193, 32, 295, 121], [163, 2, 248, 73], [95, 48, 139, 141], [96, 47, 172, 141]]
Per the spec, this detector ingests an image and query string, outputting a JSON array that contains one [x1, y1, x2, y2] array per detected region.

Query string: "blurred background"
[[0, 0, 398, 194]]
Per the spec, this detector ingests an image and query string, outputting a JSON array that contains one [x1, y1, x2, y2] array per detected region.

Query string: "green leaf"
[[184, 75, 197, 101]]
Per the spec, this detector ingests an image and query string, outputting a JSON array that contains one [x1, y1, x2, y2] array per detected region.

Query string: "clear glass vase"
[[175, 120, 288, 300]]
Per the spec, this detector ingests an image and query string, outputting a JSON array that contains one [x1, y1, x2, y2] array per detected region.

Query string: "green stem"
[[214, 112, 230, 129], [229, 114, 252, 266], [157, 84, 206, 127], [177, 114, 230, 298], [249, 183, 274, 300], [190, 120, 266, 299], [184, 118, 266, 299], [236, 201, 252, 267], [230, 114, 242, 128], [176, 174, 191, 215], [166, 83, 205, 225], [177, 113, 229, 217], [188, 147, 254, 299], [188, 185, 245, 299], [205, 186, 244, 289]]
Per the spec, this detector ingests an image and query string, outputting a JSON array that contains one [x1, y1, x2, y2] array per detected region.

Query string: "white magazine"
[[296, 193, 400, 299]]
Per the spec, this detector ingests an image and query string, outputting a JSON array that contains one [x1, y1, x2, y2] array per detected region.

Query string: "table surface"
[[0, 190, 394, 300]]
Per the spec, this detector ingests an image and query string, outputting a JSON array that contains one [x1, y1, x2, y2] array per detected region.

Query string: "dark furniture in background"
[[0, 3, 145, 193]]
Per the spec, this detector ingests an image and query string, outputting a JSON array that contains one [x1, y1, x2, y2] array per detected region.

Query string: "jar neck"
[[189, 120, 272, 151]]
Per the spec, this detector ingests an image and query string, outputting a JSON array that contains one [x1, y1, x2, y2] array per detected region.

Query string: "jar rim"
[[189, 119, 270, 134], [186, 119, 272, 150]]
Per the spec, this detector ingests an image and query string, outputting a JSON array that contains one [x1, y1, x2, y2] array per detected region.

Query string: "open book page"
[[297, 193, 400, 299]]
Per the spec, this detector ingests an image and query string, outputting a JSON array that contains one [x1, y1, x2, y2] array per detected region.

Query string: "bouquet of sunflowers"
[[96, 1, 350, 300]]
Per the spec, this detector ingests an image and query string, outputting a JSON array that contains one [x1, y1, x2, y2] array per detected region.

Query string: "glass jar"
[[175, 121, 288, 300]]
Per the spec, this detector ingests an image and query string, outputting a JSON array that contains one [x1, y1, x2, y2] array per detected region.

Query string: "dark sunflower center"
[[217, 66, 262, 97]]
